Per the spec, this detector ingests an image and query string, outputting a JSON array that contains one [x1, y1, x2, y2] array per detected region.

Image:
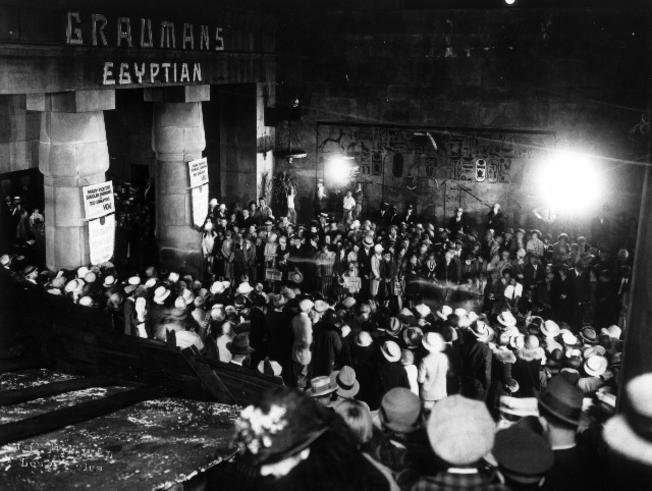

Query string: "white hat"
[[374, 243, 384, 254], [76, 266, 90, 278], [103, 275, 117, 287], [422, 332, 445, 353], [78, 296, 93, 307], [299, 298, 314, 313], [236, 281, 254, 295], [174, 296, 187, 310], [381, 340, 401, 362], [498, 395, 539, 418], [603, 373, 652, 465], [153, 286, 171, 304], [414, 303, 431, 318], [127, 275, 141, 286], [210, 281, 228, 295], [168, 272, 180, 283], [560, 328, 580, 346], [584, 355, 608, 377], [436, 305, 453, 320], [497, 311, 517, 328], [541, 320, 561, 338], [314, 299, 330, 313], [601, 325, 622, 340], [355, 331, 373, 347], [0, 254, 11, 267], [454, 307, 468, 319], [467, 311, 479, 324], [144, 277, 157, 289]]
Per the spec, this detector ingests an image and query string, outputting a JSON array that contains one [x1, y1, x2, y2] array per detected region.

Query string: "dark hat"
[[384, 317, 403, 337], [234, 388, 329, 465], [493, 426, 554, 485], [580, 326, 598, 345], [227, 333, 255, 355], [538, 375, 583, 426]]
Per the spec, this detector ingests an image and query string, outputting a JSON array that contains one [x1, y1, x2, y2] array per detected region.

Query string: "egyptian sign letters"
[[65, 12, 223, 87]]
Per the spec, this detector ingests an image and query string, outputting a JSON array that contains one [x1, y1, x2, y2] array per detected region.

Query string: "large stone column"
[[149, 86, 209, 276], [28, 90, 115, 270]]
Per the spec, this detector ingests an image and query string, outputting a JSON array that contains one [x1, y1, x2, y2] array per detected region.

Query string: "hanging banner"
[[82, 181, 115, 220], [88, 214, 115, 265], [191, 183, 209, 228], [188, 157, 209, 188]]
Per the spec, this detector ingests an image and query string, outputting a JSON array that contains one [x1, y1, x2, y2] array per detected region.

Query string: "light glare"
[[325, 156, 352, 186], [536, 151, 605, 217]]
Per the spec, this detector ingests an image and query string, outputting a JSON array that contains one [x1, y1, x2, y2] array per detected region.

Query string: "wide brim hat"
[[342, 296, 356, 309], [103, 275, 117, 287], [541, 320, 560, 338], [584, 355, 608, 377], [580, 327, 598, 345], [362, 236, 374, 247], [381, 340, 402, 362], [307, 376, 338, 397], [314, 299, 330, 313], [355, 331, 373, 348], [471, 320, 491, 342], [153, 287, 171, 304], [332, 367, 360, 398], [227, 333, 255, 355], [436, 305, 453, 320], [403, 326, 424, 348], [538, 375, 583, 426], [414, 303, 431, 318], [289, 271, 304, 284], [603, 373, 652, 466], [497, 311, 517, 328], [236, 282, 254, 295], [384, 317, 403, 337]]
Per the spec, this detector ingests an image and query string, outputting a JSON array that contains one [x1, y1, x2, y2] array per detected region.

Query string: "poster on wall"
[[188, 157, 210, 228], [191, 183, 209, 228], [82, 181, 115, 220], [88, 214, 116, 265]]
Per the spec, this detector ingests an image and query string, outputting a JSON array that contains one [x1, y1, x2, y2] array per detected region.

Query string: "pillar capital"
[[26, 90, 116, 113]]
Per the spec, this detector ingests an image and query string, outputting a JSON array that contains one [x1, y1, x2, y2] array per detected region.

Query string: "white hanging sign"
[[88, 214, 115, 265], [188, 157, 209, 188], [82, 181, 115, 220]]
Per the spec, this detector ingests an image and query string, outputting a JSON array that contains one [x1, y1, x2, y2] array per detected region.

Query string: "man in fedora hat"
[[538, 375, 599, 491], [458, 321, 493, 401], [379, 340, 410, 395], [227, 332, 255, 368]]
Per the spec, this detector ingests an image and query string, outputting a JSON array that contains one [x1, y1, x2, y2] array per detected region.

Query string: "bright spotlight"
[[325, 155, 354, 186], [535, 151, 605, 217], [505, 0, 516, 5]]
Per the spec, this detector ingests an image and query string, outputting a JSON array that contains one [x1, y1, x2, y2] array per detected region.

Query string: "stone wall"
[[277, 6, 648, 245]]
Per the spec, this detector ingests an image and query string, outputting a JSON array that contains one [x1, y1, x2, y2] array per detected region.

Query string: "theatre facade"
[[0, 1, 276, 274]]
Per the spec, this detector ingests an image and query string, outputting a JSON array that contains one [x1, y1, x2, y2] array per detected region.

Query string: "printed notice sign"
[[188, 158, 209, 188], [88, 214, 115, 265], [82, 181, 115, 220]]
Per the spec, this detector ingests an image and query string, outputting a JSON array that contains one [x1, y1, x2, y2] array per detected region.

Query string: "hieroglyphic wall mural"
[[317, 123, 555, 218]]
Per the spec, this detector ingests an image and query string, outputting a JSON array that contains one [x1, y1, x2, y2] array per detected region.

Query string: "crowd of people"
[[1, 191, 648, 490]]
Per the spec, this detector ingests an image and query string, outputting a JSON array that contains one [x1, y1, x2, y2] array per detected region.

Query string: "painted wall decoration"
[[317, 123, 554, 217]]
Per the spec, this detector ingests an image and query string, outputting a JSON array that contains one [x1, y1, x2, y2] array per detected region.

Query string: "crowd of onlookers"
[[2, 192, 649, 490]]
